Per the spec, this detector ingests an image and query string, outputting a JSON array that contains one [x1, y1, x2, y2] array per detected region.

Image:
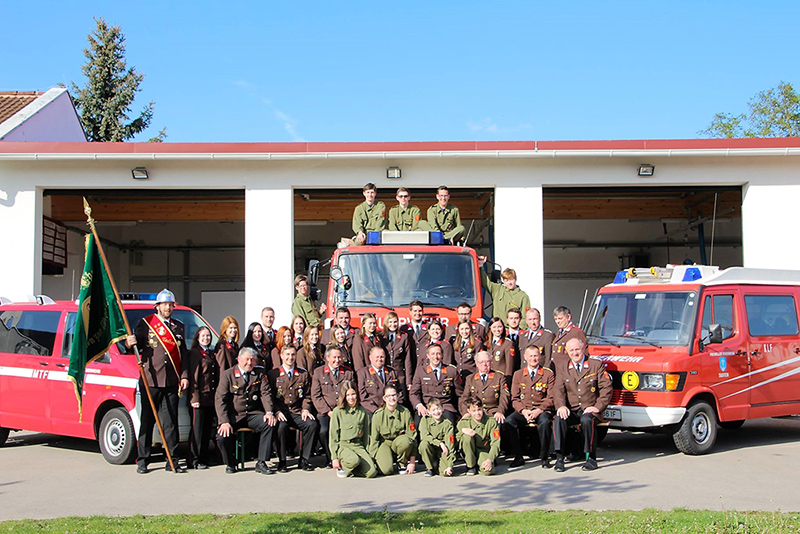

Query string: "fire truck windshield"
[[585, 291, 698, 347], [336, 252, 477, 310]]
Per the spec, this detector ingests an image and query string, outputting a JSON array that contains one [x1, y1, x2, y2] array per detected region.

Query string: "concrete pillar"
[[493, 186, 544, 323], [244, 187, 295, 326], [0, 188, 41, 299], [742, 184, 800, 270]]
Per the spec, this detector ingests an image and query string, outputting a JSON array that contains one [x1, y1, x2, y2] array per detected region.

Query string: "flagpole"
[[83, 198, 178, 473]]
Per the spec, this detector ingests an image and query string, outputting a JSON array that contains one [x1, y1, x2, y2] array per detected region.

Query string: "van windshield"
[[335, 252, 477, 310], [585, 291, 698, 347]]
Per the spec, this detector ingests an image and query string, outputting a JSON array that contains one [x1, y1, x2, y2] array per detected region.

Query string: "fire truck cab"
[[311, 231, 484, 328], [585, 265, 800, 454]]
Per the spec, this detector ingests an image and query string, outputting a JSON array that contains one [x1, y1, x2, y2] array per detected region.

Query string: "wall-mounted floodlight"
[[387, 166, 401, 179], [132, 167, 149, 180], [638, 164, 655, 177]]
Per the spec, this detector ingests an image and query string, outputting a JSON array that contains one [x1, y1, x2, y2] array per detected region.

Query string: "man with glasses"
[[388, 187, 423, 231]]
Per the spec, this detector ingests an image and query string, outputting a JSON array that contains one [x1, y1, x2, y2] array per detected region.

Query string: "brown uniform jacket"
[[215, 366, 273, 425], [245, 341, 272, 371], [485, 337, 516, 378], [554, 357, 612, 417], [451, 338, 484, 379], [352, 333, 384, 372], [416, 339, 455, 374], [134, 315, 188, 388], [459, 371, 509, 416], [551, 324, 588, 370], [311, 364, 355, 415], [215, 340, 239, 374], [356, 365, 402, 413], [268, 365, 313, 415], [297, 345, 324, 375], [410, 364, 463, 414], [320, 325, 358, 351], [445, 321, 486, 345], [511, 366, 555, 413], [518, 327, 555, 370], [187, 345, 219, 407], [382, 330, 413, 389], [400, 321, 429, 368]]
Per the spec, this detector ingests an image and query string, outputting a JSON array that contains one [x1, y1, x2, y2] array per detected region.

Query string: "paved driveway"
[[1, 417, 799, 520]]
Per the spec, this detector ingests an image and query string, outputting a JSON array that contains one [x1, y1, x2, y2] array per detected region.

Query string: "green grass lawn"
[[2, 510, 799, 533]]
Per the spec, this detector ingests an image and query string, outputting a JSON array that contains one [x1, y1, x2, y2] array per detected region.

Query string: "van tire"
[[719, 420, 745, 430], [0, 427, 9, 446], [673, 400, 717, 455], [99, 408, 136, 465]]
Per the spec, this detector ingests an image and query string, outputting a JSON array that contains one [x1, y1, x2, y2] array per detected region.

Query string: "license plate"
[[604, 408, 622, 421]]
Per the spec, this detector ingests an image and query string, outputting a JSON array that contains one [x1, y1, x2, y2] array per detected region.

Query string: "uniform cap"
[[155, 288, 176, 304]]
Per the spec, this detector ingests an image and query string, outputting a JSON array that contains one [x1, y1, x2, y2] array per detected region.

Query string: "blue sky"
[[1, 1, 798, 142]]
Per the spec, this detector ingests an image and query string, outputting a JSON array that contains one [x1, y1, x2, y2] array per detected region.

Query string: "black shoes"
[[554, 457, 566, 472], [509, 456, 525, 468], [541, 458, 553, 469], [165, 463, 187, 473], [277, 462, 289, 473], [225, 465, 238, 474], [466, 466, 478, 476], [299, 459, 315, 472], [136, 464, 148, 474], [582, 458, 598, 471], [255, 461, 275, 475], [193, 462, 208, 470]]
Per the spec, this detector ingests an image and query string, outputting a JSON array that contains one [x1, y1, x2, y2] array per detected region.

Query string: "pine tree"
[[70, 18, 166, 142]]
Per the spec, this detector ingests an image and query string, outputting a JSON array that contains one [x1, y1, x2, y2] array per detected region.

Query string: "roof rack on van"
[[612, 265, 720, 285]]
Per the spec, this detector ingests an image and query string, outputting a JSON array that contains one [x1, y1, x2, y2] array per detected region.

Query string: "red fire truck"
[[310, 231, 484, 328], [0, 295, 216, 464], [585, 265, 800, 454]]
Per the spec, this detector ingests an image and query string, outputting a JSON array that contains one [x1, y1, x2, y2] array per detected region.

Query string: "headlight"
[[639, 373, 665, 391]]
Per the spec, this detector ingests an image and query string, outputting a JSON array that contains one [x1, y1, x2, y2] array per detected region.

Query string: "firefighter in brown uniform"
[[519, 308, 555, 370], [215, 347, 276, 474], [410, 344, 463, 427], [268, 345, 319, 472], [506, 345, 556, 468], [553, 338, 612, 472], [399, 299, 428, 369], [311, 346, 355, 466], [485, 317, 516, 378], [459, 351, 509, 422], [381, 311, 413, 395], [351, 313, 383, 371], [445, 302, 486, 344], [126, 288, 189, 474], [356, 346, 402, 413], [551, 306, 588, 370], [320, 307, 358, 350]]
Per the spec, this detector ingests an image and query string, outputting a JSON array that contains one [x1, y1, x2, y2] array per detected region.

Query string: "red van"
[[585, 265, 800, 454], [0, 296, 216, 464]]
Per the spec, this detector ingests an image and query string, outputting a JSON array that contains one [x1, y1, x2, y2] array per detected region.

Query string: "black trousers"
[[317, 413, 332, 462], [276, 412, 319, 463], [190, 405, 216, 465], [505, 410, 553, 460], [554, 409, 599, 458], [216, 414, 274, 468], [137, 385, 180, 466]]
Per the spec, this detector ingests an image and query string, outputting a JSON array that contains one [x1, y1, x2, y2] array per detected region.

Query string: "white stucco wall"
[[741, 183, 800, 270]]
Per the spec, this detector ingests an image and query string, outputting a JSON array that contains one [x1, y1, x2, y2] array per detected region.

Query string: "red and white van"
[[585, 265, 800, 454], [0, 296, 216, 464]]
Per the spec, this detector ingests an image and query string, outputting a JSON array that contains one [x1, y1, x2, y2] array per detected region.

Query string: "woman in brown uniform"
[[417, 320, 454, 371], [352, 313, 383, 371], [187, 326, 218, 469], [452, 319, 483, 380], [328, 324, 353, 368], [215, 315, 240, 373], [270, 326, 293, 370], [291, 315, 307, 347], [297, 325, 324, 374], [485, 317, 515, 378], [241, 321, 271, 370], [381, 311, 413, 393]]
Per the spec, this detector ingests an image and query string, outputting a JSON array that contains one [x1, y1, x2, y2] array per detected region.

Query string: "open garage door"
[[542, 186, 742, 324]]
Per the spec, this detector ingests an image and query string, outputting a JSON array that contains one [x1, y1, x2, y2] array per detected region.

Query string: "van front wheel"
[[673, 401, 717, 455], [99, 408, 136, 464]]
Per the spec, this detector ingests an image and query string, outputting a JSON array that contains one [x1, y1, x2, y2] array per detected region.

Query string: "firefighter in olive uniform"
[[457, 395, 501, 476], [369, 385, 418, 475], [418, 398, 456, 477], [507, 345, 556, 468], [425, 185, 465, 244], [329, 381, 377, 478], [268, 345, 319, 472], [553, 338, 612, 472], [349, 182, 387, 245], [388, 187, 423, 231], [215, 347, 276, 474]]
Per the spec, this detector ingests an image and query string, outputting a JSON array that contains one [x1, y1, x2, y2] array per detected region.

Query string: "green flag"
[[68, 233, 128, 418]]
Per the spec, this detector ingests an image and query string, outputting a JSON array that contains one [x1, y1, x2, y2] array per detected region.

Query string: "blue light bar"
[[613, 270, 628, 284], [365, 232, 382, 245], [429, 231, 445, 245], [682, 267, 703, 282]]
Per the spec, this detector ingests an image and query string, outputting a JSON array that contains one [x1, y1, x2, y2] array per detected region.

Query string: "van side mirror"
[[490, 269, 502, 283], [308, 259, 320, 287], [708, 323, 723, 344]]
